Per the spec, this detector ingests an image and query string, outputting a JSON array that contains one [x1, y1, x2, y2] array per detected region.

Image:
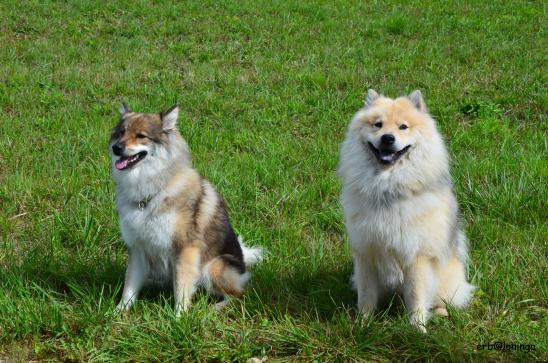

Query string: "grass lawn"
[[0, 0, 546, 361]]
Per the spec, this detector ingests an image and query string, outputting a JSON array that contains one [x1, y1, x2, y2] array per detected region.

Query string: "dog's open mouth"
[[368, 142, 411, 165], [115, 151, 147, 170]]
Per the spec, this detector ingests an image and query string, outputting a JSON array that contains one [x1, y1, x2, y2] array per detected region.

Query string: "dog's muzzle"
[[367, 142, 411, 165], [114, 151, 148, 170]]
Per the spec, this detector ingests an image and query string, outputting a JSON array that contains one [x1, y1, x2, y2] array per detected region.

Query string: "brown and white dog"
[[110, 101, 263, 316]]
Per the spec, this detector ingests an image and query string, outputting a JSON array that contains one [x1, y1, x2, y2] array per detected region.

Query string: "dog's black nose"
[[112, 143, 125, 156], [381, 134, 396, 145]]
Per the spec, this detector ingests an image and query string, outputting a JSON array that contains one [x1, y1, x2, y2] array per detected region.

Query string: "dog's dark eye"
[[136, 133, 147, 139], [399, 124, 408, 130], [113, 128, 124, 139], [374, 122, 383, 128]]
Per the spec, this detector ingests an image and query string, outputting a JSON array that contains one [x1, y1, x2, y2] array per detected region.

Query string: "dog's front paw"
[[115, 301, 130, 315], [175, 303, 191, 318], [356, 305, 376, 326], [358, 303, 376, 318], [412, 322, 427, 333], [409, 311, 428, 333]]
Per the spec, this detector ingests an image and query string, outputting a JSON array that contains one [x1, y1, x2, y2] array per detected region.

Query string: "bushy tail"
[[237, 236, 265, 266], [437, 257, 477, 309], [451, 281, 477, 308]]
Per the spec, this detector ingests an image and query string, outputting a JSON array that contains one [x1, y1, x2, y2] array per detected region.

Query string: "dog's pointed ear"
[[160, 105, 179, 131], [408, 90, 427, 112], [364, 89, 379, 108], [119, 99, 132, 115]]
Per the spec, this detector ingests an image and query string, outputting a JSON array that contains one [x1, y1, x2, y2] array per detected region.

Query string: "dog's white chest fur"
[[117, 196, 176, 279], [118, 199, 175, 248]]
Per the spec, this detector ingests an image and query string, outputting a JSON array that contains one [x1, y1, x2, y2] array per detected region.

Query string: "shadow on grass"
[[1, 246, 126, 301], [243, 263, 407, 322], [4, 246, 408, 322]]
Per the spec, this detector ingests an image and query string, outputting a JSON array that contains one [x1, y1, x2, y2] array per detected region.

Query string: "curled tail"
[[238, 236, 265, 266]]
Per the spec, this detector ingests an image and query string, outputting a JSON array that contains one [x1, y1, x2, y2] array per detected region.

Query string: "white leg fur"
[[354, 252, 380, 318], [117, 249, 149, 312], [403, 256, 439, 333]]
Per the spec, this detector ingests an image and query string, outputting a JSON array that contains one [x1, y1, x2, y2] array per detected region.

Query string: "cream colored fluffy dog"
[[338, 89, 475, 332]]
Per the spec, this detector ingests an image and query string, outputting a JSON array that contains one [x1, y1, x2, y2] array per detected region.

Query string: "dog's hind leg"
[[173, 245, 201, 317]]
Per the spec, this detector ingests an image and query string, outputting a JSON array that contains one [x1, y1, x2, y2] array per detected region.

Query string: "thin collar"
[[137, 194, 154, 211]]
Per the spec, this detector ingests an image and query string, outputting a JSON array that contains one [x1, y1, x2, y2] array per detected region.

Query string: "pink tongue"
[[115, 158, 129, 170]]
